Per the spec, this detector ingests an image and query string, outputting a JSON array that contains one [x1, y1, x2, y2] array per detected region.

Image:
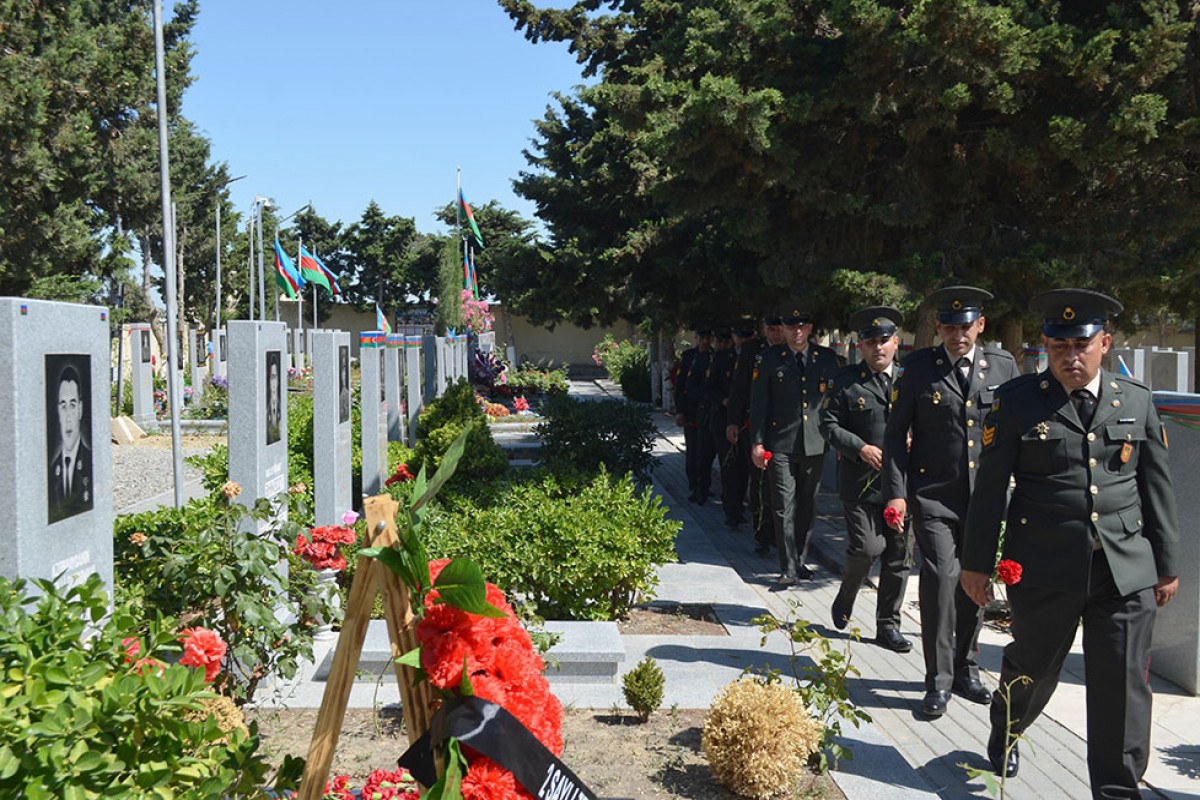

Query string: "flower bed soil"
[[246, 706, 846, 799], [618, 603, 728, 636]]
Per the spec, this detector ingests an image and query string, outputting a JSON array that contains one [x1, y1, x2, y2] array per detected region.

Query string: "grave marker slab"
[[360, 332, 388, 497], [1151, 391, 1200, 694], [405, 335, 422, 443], [213, 329, 228, 379], [312, 331, 353, 526], [191, 330, 208, 399], [227, 320, 289, 533], [291, 328, 307, 371], [1110, 347, 1151, 386], [0, 298, 114, 595], [127, 323, 155, 430], [422, 334, 439, 403], [1023, 346, 1048, 375], [385, 333, 404, 442], [1152, 349, 1190, 392]]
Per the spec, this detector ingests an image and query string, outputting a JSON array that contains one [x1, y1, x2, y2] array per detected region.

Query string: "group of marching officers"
[[673, 285, 1180, 799]]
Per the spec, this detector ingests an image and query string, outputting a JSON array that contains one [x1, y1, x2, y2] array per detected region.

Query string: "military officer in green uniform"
[[820, 307, 913, 653], [750, 304, 841, 583], [728, 315, 784, 552], [962, 290, 1179, 792], [674, 326, 713, 502], [692, 327, 735, 507], [882, 286, 1020, 718], [720, 320, 760, 528]]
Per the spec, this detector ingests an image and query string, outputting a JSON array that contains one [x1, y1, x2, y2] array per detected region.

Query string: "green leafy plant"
[[753, 603, 872, 772], [534, 393, 656, 482], [0, 574, 303, 799], [959, 675, 1032, 798], [505, 363, 569, 396], [622, 656, 665, 722], [593, 334, 651, 402], [423, 468, 679, 620], [113, 488, 334, 705], [412, 379, 507, 485]]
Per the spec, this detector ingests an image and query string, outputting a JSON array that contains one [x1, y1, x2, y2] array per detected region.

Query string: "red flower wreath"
[[417, 559, 564, 799]]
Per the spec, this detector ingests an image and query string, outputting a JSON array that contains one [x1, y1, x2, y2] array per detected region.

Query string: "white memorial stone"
[[313, 330, 353, 526], [1151, 348, 1190, 392], [1023, 345, 1048, 374], [1110, 347, 1150, 385], [0, 298, 114, 595], [385, 333, 404, 442], [359, 332, 388, 497], [405, 335, 422, 443], [227, 320, 289, 533], [213, 329, 228, 380], [191, 330, 208, 400], [127, 323, 155, 430]]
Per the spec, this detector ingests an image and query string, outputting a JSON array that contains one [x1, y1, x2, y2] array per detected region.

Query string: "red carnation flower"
[[883, 507, 904, 527], [996, 559, 1023, 586], [385, 463, 415, 487], [361, 768, 418, 800]]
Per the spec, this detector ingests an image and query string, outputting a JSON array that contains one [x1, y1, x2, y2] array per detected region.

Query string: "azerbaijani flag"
[[274, 238, 304, 299], [376, 305, 391, 334], [458, 188, 484, 249], [298, 246, 335, 296]]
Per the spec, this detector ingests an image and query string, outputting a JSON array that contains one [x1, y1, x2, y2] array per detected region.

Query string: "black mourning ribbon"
[[398, 695, 599, 800]]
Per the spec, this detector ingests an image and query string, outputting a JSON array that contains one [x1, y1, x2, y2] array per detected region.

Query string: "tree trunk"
[[913, 305, 937, 349], [1000, 317, 1024, 367]]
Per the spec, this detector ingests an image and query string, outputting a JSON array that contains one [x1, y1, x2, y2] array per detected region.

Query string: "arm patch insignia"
[[982, 423, 996, 447]]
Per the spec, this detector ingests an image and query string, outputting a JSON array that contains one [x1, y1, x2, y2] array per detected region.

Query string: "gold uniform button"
[[967, 440, 975, 447], [1020, 518, 1027, 525], [919, 468, 926, 474], [966, 400, 973, 408], [1089, 485, 1098, 495], [1089, 458, 1097, 467], [1087, 432, 1096, 441], [968, 461, 975, 469], [1090, 511, 1099, 521], [803, 402, 808, 408], [803, 414, 808, 421], [967, 420, 975, 427]]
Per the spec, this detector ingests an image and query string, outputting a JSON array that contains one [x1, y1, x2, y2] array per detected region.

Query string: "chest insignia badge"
[[857, 397, 866, 410], [931, 390, 941, 405], [1121, 442, 1133, 463], [1036, 421, 1049, 440]]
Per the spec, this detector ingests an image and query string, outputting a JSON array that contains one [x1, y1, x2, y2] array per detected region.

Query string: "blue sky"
[[185, 1, 590, 234]]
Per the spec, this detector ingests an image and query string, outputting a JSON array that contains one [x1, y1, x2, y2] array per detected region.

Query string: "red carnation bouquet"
[[294, 525, 358, 572], [358, 429, 570, 800]]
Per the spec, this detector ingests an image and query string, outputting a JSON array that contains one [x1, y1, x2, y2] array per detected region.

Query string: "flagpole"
[[273, 225, 280, 321], [256, 199, 267, 320], [297, 235, 304, 334], [457, 166, 464, 268]]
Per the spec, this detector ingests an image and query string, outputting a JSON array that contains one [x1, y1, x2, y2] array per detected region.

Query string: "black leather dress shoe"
[[920, 689, 951, 718], [796, 565, 814, 579], [987, 726, 1019, 778], [952, 674, 993, 705], [875, 628, 913, 653], [831, 602, 851, 631]]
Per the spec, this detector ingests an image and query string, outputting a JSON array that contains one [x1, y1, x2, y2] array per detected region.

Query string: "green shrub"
[[593, 334, 651, 402], [113, 491, 333, 705], [413, 380, 507, 484], [506, 364, 569, 396], [535, 394, 656, 482], [623, 656, 665, 722], [0, 574, 301, 799], [423, 470, 679, 620]]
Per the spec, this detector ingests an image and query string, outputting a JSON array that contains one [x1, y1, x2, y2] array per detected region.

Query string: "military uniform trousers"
[[995, 548, 1154, 799], [832, 501, 911, 634], [695, 407, 730, 502], [765, 452, 824, 577], [913, 514, 983, 692]]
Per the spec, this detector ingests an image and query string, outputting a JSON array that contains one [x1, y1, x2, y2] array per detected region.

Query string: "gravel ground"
[[111, 446, 210, 512]]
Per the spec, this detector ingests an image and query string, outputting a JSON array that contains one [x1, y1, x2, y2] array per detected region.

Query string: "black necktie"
[[64, 456, 71, 494], [1072, 389, 1096, 429], [795, 350, 806, 375], [876, 370, 891, 399], [955, 357, 971, 396]]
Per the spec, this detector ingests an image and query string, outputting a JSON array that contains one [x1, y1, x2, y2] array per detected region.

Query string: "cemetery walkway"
[[253, 378, 1200, 799]]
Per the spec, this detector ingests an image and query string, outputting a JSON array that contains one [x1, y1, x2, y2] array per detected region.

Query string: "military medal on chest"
[[856, 396, 866, 410], [931, 390, 941, 405], [1036, 421, 1049, 440]]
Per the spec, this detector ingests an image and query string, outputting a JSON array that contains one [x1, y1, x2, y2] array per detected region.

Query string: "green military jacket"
[[819, 361, 897, 505], [882, 344, 1020, 521], [962, 370, 1180, 597], [726, 337, 764, 430], [749, 342, 840, 457]]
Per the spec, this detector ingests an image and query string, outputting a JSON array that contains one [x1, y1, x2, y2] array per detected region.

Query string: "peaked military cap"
[[714, 326, 733, 341], [1030, 289, 1121, 339], [776, 303, 812, 326], [763, 312, 784, 326], [926, 285, 992, 325], [735, 319, 758, 338], [849, 306, 902, 340]]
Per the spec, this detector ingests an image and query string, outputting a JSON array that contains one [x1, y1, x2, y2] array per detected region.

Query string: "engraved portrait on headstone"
[[140, 331, 150, 363], [380, 350, 386, 402], [266, 350, 281, 445], [196, 332, 206, 364], [46, 355, 93, 524], [219, 332, 227, 363], [339, 345, 350, 424]]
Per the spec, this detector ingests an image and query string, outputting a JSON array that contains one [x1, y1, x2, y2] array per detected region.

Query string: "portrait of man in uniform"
[[266, 350, 281, 445], [46, 355, 93, 524], [195, 332, 206, 363], [339, 345, 350, 424], [219, 333, 227, 363], [139, 330, 150, 364]]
